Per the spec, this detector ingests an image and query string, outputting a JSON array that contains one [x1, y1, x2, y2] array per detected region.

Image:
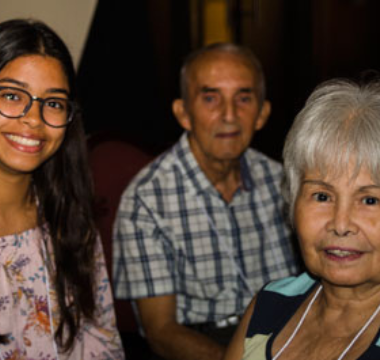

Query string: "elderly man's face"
[[295, 165, 380, 290], [173, 52, 270, 169]]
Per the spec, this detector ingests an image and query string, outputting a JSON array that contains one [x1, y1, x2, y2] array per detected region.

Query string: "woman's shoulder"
[[0, 223, 46, 244], [263, 272, 316, 297], [246, 273, 317, 337]]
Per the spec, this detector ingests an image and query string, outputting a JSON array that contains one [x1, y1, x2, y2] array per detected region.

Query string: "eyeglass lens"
[[0, 87, 73, 127]]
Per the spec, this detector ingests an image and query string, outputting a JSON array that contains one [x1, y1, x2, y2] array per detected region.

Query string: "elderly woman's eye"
[[362, 196, 379, 205], [312, 192, 330, 202]]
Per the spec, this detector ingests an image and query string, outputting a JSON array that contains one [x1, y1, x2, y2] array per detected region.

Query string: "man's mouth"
[[215, 131, 240, 138]]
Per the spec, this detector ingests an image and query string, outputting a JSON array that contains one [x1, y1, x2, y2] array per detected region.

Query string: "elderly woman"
[[224, 79, 380, 360]]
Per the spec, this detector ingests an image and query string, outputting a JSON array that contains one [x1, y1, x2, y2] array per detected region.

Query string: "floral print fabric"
[[0, 225, 124, 360]]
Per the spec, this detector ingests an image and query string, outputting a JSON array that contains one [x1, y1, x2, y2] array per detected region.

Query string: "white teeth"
[[326, 249, 358, 257], [6, 134, 41, 147]]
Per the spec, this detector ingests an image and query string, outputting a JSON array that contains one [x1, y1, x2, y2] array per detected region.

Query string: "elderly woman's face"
[[294, 165, 380, 289]]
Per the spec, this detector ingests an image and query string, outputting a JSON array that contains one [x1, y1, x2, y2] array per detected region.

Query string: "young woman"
[[0, 19, 124, 359]]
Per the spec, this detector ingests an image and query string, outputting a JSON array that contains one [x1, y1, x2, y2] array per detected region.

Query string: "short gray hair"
[[283, 78, 380, 221], [179, 42, 266, 106]]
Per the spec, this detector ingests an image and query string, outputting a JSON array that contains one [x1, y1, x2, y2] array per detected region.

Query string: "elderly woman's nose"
[[328, 203, 358, 236]]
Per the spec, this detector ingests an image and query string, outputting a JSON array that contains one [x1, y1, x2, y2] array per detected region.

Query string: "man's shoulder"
[[244, 147, 283, 172], [243, 148, 284, 186], [121, 140, 183, 198]]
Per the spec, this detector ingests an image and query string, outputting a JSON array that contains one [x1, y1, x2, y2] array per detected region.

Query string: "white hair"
[[283, 78, 380, 221]]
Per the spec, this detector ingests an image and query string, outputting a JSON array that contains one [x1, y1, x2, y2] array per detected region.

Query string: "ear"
[[255, 100, 271, 131], [172, 99, 192, 132]]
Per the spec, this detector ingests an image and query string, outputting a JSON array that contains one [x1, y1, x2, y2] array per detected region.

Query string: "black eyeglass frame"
[[0, 86, 76, 128]]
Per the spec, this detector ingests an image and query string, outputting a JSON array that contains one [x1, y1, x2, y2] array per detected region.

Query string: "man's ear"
[[172, 99, 192, 132], [255, 100, 271, 131]]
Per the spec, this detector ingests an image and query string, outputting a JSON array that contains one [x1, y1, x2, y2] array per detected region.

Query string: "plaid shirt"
[[113, 133, 299, 325]]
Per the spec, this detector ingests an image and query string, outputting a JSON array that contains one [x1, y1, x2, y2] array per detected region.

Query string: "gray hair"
[[179, 42, 266, 106], [283, 78, 380, 221]]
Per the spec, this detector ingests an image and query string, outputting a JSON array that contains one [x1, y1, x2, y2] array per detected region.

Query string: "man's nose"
[[222, 100, 237, 123]]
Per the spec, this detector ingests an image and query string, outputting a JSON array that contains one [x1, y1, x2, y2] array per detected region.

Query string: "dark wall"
[[77, 0, 380, 161], [77, 0, 190, 153]]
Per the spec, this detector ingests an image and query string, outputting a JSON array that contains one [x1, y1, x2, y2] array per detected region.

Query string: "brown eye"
[[313, 192, 330, 202], [237, 95, 252, 103], [0, 88, 23, 102], [203, 95, 216, 103], [362, 197, 379, 205], [45, 98, 66, 111], [3, 93, 19, 101]]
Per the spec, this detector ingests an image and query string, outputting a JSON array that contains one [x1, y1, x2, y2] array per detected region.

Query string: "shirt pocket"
[[175, 247, 236, 300]]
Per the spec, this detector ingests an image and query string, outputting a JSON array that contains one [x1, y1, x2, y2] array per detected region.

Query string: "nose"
[[222, 99, 237, 123], [327, 201, 358, 237], [20, 99, 43, 128]]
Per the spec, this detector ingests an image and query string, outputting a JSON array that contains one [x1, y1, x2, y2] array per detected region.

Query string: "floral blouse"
[[0, 225, 125, 360]]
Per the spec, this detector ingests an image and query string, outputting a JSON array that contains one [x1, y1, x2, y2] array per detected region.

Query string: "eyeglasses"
[[0, 86, 75, 128]]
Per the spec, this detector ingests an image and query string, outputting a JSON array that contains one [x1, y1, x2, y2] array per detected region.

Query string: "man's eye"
[[237, 95, 252, 103], [362, 196, 379, 205], [312, 192, 330, 202], [203, 95, 216, 103]]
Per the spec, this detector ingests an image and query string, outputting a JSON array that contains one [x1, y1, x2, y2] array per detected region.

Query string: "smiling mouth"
[[325, 249, 363, 258], [5, 134, 42, 147]]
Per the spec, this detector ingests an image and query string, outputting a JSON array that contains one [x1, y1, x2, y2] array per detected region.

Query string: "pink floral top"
[[0, 225, 125, 360]]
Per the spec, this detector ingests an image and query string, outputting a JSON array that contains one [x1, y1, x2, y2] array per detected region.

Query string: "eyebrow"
[[357, 185, 380, 192], [0, 78, 27, 87], [302, 179, 380, 192], [238, 88, 255, 93], [302, 179, 334, 190], [200, 86, 219, 93], [200, 86, 255, 94], [0, 77, 70, 96]]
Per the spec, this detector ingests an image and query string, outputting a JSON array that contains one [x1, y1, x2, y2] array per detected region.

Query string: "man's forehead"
[[191, 51, 255, 74], [187, 52, 257, 90]]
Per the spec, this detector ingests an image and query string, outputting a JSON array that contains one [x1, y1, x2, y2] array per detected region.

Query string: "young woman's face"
[[0, 55, 68, 176]]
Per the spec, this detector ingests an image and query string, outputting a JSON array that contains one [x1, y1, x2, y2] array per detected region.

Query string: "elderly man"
[[113, 43, 299, 360]]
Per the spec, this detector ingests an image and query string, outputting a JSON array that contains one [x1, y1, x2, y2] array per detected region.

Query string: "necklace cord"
[[272, 284, 380, 360], [272, 285, 322, 360], [337, 300, 380, 360]]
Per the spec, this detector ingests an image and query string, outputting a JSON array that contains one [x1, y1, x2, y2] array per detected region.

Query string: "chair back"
[[88, 132, 155, 333]]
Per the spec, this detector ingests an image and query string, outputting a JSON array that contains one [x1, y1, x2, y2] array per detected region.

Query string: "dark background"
[[77, 0, 380, 161]]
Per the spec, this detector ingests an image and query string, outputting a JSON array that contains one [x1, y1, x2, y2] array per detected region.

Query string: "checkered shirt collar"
[[173, 132, 254, 196]]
